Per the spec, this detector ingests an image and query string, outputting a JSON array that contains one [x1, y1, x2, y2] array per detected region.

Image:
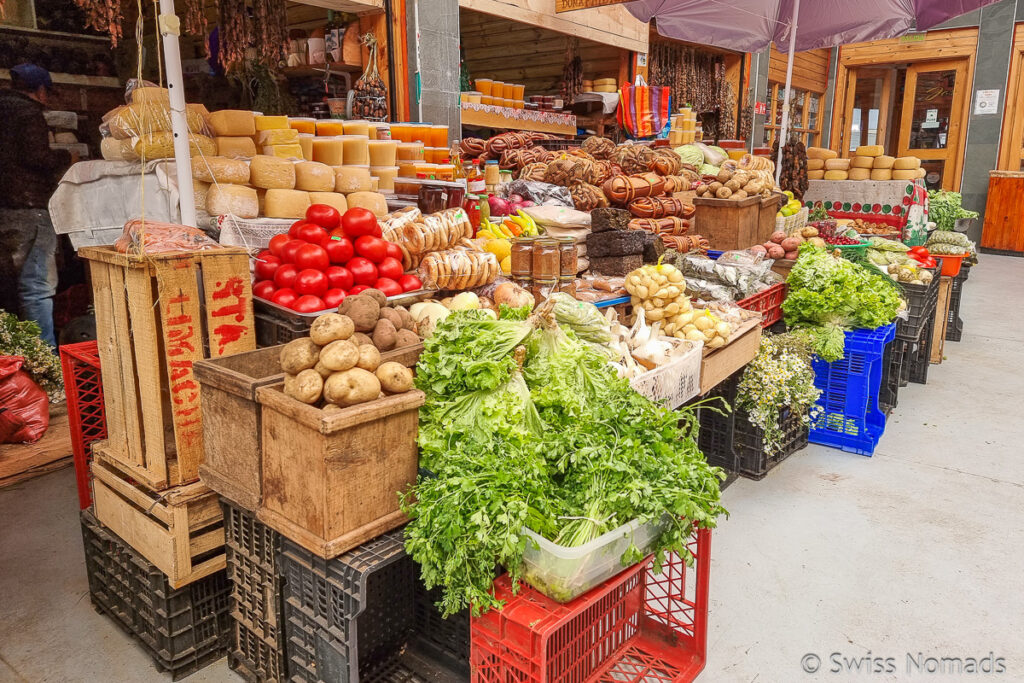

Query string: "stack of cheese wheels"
[[823, 157, 851, 181], [807, 147, 838, 180], [891, 155, 926, 180]]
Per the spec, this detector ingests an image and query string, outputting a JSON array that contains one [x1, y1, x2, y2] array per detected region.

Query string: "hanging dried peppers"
[[73, 0, 123, 46]]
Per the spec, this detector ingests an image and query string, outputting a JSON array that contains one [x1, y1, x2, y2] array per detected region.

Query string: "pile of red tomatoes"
[[252, 205, 422, 312]]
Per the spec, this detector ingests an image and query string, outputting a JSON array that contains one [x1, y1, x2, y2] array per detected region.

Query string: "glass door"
[[999, 28, 1024, 171], [842, 68, 893, 155], [897, 59, 969, 190]]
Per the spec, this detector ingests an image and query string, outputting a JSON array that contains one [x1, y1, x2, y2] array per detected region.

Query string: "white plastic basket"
[[520, 515, 668, 603], [777, 206, 809, 235], [629, 337, 703, 408]]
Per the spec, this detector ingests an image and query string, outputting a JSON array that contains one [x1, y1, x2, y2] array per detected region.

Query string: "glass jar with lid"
[[532, 238, 559, 281], [510, 237, 535, 279], [556, 237, 577, 278]]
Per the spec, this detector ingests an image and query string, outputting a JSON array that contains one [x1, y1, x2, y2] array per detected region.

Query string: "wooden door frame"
[[897, 58, 969, 190], [998, 24, 1024, 170], [840, 67, 893, 155], [830, 27, 978, 191]]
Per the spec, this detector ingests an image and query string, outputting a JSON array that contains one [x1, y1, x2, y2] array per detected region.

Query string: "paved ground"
[[0, 254, 1021, 682]]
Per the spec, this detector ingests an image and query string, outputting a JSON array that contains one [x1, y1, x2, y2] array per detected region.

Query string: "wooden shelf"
[[289, 0, 384, 12], [0, 68, 121, 89], [461, 107, 576, 136], [281, 63, 362, 79]]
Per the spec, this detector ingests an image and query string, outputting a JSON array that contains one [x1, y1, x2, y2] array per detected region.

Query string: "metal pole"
[[157, 0, 196, 227], [775, 0, 800, 186]]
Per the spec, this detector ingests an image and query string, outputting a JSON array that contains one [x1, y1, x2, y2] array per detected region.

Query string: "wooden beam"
[[457, 0, 648, 53]]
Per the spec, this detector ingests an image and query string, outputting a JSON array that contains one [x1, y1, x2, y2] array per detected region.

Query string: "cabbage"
[[708, 146, 728, 163], [699, 163, 720, 177], [673, 144, 705, 167]]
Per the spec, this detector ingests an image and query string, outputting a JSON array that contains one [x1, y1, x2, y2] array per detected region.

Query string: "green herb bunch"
[[927, 190, 978, 232], [403, 307, 725, 615], [0, 311, 64, 402], [736, 335, 820, 455], [781, 244, 902, 361]]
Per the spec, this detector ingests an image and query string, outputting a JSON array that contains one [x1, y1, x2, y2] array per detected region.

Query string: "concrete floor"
[[1, 255, 1022, 683]]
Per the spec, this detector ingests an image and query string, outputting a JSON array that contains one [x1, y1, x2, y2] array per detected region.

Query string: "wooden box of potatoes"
[[255, 290, 425, 558]]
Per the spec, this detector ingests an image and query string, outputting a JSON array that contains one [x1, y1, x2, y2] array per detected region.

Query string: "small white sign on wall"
[[974, 89, 1000, 115]]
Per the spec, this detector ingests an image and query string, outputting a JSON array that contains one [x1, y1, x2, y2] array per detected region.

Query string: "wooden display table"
[[699, 319, 762, 394], [981, 170, 1024, 254]]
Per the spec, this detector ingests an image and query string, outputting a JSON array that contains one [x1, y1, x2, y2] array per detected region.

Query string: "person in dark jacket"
[[0, 63, 71, 346]]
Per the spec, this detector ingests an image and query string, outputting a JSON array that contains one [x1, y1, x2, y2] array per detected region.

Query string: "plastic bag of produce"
[[0, 357, 49, 444], [505, 180, 574, 208], [520, 205, 591, 229], [114, 218, 222, 255], [549, 292, 611, 344], [673, 144, 705, 167]]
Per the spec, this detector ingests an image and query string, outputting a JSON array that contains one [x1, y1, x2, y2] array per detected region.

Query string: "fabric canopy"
[[626, 0, 1003, 53]]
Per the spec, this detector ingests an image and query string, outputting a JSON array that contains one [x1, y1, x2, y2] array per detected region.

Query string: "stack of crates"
[[808, 323, 896, 456], [945, 262, 972, 342], [221, 499, 289, 682], [278, 530, 470, 682], [471, 529, 711, 683], [59, 340, 107, 510], [80, 510, 232, 680]]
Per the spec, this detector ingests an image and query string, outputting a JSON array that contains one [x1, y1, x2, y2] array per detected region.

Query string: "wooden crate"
[[930, 276, 953, 364], [90, 442, 226, 588], [699, 318, 762, 395], [980, 170, 1024, 253], [80, 245, 256, 492], [195, 343, 423, 512], [257, 383, 425, 559], [692, 194, 761, 251]]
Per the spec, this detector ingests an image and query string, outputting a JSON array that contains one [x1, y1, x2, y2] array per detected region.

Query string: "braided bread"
[[648, 148, 684, 176], [569, 182, 608, 212], [661, 234, 709, 254], [581, 136, 615, 160], [613, 144, 656, 175], [519, 161, 548, 182], [460, 137, 486, 159], [601, 172, 665, 205], [627, 196, 690, 219], [628, 217, 690, 236]]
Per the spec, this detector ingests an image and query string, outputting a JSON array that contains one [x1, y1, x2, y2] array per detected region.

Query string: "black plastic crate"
[[279, 531, 469, 683], [411, 576, 471, 671], [946, 263, 971, 342], [907, 308, 937, 385], [697, 371, 808, 480], [81, 510, 232, 681], [895, 269, 939, 342], [255, 310, 309, 347], [221, 499, 288, 681], [879, 337, 908, 414]]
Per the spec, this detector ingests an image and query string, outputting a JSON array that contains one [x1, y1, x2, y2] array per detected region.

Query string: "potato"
[[770, 230, 788, 244], [357, 344, 381, 372], [724, 179, 741, 192], [808, 237, 826, 248], [801, 226, 819, 238], [395, 328, 420, 348], [780, 237, 803, 252], [284, 369, 323, 404], [393, 306, 415, 331], [694, 315, 712, 332], [376, 361, 413, 394], [715, 168, 733, 183], [322, 403, 342, 414], [313, 361, 332, 379], [280, 338, 320, 374], [750, 245, 768, 256], [320, 339, 359, 371], [707, 336, 726, 349], [351, 332, 373, 347], [732, 189, 748, 199], [715, 186, 733, 199], [685, 329, 704, 342], [708, 181, 723, 194], [372, 318, 398, 351], [767, 244, 786, 259], [379, 308, 404, 331], [784, 250, 799, 260], [361, 288, 388, 306], [310, 313, 354, 346], [324, 368, 381, 406], [339, 294, 380, 332]]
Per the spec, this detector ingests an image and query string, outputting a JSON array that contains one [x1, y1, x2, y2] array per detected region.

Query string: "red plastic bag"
[[0, 356, 50, 444]]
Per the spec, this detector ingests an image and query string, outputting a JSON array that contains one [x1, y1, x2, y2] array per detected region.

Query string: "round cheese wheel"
[[855, 145, 884, 157], [870, 168, 893, 181], [848, 168, 871, 181], [915, 167, 927, 178], [850, 156, 874, 169], [806, 146, 838, 160], [892, 169, 918, 180], [823, 170, 849, 180], [807, 158, 825, 171], [893, 156, 921, 170], [824, 158, 851, 171], [346, 191, 388, 217], [807, 169, 825, 180], [872, 155, 896, 169]]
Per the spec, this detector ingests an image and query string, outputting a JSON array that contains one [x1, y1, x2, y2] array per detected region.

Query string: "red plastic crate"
[[59, 341, 107, 510], [471, 528, 711, 683], [737, 282, 787, 328]]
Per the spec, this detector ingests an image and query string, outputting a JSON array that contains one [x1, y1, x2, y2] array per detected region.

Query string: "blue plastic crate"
[[808, 323, 896, 456], [706, 250, 724, 260]]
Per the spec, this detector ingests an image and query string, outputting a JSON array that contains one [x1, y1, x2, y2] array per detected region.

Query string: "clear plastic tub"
[[520, 516, 668, 603]]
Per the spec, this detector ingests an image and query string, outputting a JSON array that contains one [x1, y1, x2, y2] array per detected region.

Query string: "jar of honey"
[[510, 237, 535, 279], [532, 238, 559, 281], [557, 237, 578, 278]]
